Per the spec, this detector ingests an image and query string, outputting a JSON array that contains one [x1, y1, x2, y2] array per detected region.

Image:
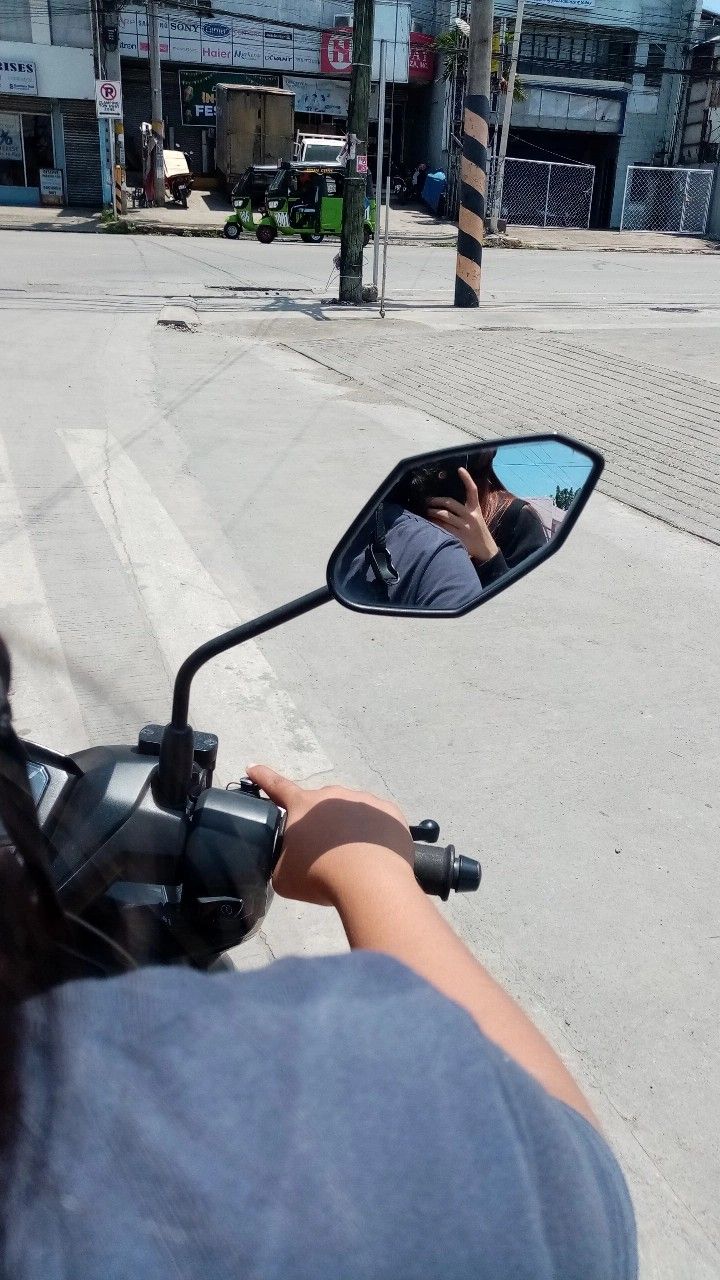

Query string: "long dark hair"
[[0, 638, 69, 1150], [391, 450, 516, 532]]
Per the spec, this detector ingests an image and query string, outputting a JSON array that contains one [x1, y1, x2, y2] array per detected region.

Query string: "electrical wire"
[[0, 0, 714, 48]]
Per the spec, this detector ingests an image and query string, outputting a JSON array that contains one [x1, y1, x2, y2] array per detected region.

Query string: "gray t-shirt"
[[4, 954, 636, 1279], [338, 504, 482, 611]]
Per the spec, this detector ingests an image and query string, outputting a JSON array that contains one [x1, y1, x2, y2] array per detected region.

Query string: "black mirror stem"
[[155, 587, 332, 810]]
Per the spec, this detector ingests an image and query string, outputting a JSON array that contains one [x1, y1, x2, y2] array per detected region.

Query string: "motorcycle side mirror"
[[155, 432, 602, 808], [326, 434, 604, 618]]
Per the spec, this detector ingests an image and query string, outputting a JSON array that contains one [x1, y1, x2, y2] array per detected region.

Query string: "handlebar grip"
[[413, 842, 481, 901]]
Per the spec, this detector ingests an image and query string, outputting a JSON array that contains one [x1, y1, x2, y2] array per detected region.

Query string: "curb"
[[1, 218, 718, 254]]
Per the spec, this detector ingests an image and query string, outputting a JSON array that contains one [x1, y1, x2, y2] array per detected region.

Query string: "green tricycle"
[[224, 161, 375, 246]]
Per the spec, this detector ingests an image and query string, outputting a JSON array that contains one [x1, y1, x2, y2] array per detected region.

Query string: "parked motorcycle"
[[391, 170, 411, 203], [163, 150, 193, 210], [136, 125, 193, 210], [20, 434, 602, 977]]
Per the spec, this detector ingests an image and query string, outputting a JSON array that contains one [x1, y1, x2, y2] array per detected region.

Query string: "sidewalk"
[[0, 193, 717, 252], [276, 317, 720, 546]]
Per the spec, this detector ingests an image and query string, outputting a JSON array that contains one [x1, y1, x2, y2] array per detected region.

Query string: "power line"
[[0, 0, 710, 45]]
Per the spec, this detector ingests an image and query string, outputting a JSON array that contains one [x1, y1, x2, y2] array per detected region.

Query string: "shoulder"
[[506, 497, 543, 530], [388, 508, 473, 568], [496, 498, 548, 557], [30, 951, 464, 1055], [387, 506, 450, 550], [19, 957, 637, 1278]]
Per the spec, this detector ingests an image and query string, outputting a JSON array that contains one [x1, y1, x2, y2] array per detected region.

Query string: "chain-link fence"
[[620, 166, 714, 235], [486, 157, 595, 229]]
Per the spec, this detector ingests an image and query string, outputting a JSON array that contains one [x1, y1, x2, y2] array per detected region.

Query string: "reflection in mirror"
[[329, 437, 599, 616]]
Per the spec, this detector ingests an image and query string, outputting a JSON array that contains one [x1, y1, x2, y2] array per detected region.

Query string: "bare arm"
[[247, 765, 598, 1130]]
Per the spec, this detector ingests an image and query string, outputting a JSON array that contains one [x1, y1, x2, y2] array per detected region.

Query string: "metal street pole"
[[490, 17, 507, 170], [105, 41, 127, 215], [488, 0, 525, 233], [148, 0, 165, 206], [372, 40, 388, 291], [339, 0, 374, 304], [453, 0, 494, 307]]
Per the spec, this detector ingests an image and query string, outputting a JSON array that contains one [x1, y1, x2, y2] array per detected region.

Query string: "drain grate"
[[204, 285, 309, 294]]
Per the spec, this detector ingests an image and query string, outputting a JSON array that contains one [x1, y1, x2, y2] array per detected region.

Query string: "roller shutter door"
[[63, 107, 103, 206]]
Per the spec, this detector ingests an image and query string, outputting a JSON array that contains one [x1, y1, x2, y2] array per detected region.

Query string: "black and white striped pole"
[[454, 2, 494, 308]]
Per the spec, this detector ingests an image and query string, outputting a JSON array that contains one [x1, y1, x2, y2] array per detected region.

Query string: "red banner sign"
[[320, 29, 434, 82], [321, 31, 353, 76], [409, 33, 435, 84]]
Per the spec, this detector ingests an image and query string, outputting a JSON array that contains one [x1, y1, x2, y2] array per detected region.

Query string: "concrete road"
[[3, 227, 720, 310], [1, 231, 719, 1278]]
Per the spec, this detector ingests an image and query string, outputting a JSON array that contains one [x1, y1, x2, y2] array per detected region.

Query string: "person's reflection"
[[336, 483, 483, 612], [426, 451, 548, 587]]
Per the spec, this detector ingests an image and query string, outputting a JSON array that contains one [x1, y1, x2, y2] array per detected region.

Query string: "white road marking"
[[0, 435, 88, 751], [58, 428, 332, 783]]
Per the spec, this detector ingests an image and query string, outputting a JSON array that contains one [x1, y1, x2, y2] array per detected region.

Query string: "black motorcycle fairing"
[[50, 746, 188, 912]]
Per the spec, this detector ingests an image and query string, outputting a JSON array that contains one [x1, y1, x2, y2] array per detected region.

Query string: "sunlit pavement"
[[2, 231, 719, 1278]]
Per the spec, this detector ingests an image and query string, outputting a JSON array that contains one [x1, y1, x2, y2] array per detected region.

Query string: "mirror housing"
[[327, 434, 604, 619]]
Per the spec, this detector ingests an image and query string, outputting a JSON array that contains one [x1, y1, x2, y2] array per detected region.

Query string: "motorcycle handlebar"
[[413, 842, 481, 901]]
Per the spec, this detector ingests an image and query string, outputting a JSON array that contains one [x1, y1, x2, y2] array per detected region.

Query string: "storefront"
[[0, 102, 55, 202], [0, 50, 101, 205], [118, 5, 421, 183]]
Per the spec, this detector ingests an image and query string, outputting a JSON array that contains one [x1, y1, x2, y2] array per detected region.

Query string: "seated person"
[[335, 487, 483, 612], [425, 451, 548, 587]]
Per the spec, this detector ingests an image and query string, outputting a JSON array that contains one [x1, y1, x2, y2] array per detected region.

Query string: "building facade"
[[0, 0, 434, 205], [428, 0, 706, 228], [0, 0, 102, 205], [116, 1, 434, 185]]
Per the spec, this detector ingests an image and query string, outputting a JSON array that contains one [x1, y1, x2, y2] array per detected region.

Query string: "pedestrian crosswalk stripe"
[[57, 428, 333, 783]]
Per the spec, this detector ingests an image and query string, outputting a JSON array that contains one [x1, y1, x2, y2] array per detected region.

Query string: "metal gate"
[[620, 165, 714, 235], [63, 108, 103, 206], [487, 157, 595, 229]]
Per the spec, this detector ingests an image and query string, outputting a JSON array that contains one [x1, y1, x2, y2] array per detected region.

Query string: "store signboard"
[[320, 5, 411, 82], [0, 60, 37, 95], [409, 33, 435, 83], [201, 17, 233, 67], [283, 76, 349, 117], [231, 21, 263, 69], [39, 167, 64, 205], [120, 9, 321, 73], [283, 77, 381, 122], [294, 31, 322, 75], [118, 5, 410, 77], [178, 69, 278, 125], [535, 0, 594, 7], [264, 28, 294, 71]]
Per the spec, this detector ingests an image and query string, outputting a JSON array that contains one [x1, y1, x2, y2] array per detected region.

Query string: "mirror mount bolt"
[[410, 819, 440, 844]]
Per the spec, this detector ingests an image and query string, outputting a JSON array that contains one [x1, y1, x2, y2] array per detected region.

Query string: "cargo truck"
[[215, 84, 295, 191]]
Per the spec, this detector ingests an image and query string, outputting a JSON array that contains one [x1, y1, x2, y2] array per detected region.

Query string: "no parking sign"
[[96, 80, 123, 118]]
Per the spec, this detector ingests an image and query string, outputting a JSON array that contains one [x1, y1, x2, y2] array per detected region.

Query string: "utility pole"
[[339, 0, 374, 304], [488, 0, 525, 233], [102, 0, 126, 216], [148, 0, 165, 206], [454, 0, 494, 307], [372, 39, 387, 291]]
